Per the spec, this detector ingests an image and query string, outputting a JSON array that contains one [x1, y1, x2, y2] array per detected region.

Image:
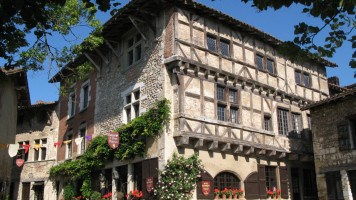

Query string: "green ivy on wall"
[[49, 99, 170, 198]]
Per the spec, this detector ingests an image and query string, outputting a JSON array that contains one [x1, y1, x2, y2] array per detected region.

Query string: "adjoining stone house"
[[0, 68, 30, 199], [10, 101, 59, 200], [301, 80, 356, 200], [50, 0, 337, 199]]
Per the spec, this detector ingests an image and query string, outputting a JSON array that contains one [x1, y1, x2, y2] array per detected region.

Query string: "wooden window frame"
[[264, 115, 272, 131], [277, 108, 289, 136], [219, 38, 230, 57], [295, 70, 311, 88], [127, 33, 143, 66], [124, 88, 141, 123], [207, 34, 217, 52], [255, 54, 276, 75], [214, 172, 240, 191]]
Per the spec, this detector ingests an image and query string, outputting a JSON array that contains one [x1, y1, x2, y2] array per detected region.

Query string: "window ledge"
[[67, 115, 75, 121], [78, 107, 88, 114], [296, 83, 311, 89]]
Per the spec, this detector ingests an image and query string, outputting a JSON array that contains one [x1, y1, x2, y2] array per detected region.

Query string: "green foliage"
[[239, 0, 355, 75], [153, 153, 206, 200], [63, 183, 76, 200], [1, 0, 120, 71], [49, 99, 170, 196], [90, 191, 102, 200]]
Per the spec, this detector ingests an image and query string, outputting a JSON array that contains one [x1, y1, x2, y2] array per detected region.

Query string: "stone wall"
[[11, 103, 59, 200], [94, 11, 167, 159], [311, 94, 356, 199]]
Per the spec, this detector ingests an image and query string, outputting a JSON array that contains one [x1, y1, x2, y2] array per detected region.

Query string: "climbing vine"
[[49, 99, 170, 198]]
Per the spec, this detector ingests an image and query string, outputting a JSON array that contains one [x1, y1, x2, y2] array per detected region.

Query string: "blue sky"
[[19, 0, 356, 103]]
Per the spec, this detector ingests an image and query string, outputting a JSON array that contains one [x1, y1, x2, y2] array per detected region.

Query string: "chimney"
[[328, 76, 339, 86]]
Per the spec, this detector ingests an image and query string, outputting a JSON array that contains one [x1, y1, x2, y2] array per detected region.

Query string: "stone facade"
[[304, 88, 356, 200], [11, 102, 59, 200], [49, 0, 338, 199]]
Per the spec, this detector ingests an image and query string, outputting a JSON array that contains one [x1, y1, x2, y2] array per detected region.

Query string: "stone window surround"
[[79, 79, 91, 112], [77, 123, 87, 156], [121, 82, 146, 124], [34, 138, 47, 162]]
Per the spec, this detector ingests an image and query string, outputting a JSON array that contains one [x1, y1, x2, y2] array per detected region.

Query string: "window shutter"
[[258, 165, 267, 199], [142, 158, 158, 199], [244, 172, 259, 199], [197, 172, 214, 199], [279, 166, 289, 199], [80, 87, 84, 110]]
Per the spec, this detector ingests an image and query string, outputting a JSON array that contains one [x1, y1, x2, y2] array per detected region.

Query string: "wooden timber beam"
[[84, 52, 101, 72], [128, 15, 147, 41], [300, 154, 313, 162], [266, 150, 276, 157], [244, 146, 254, 155], [176, 136, 189, 147], [255, 149, 266, 155], [104, 40, 120, 60], [277, 152, 286, 159], [233, 145, 243, 154], [288, 153, 299, 161], [208, 141, 219, 150], [221, 143, 231, 152], [94, 49, 109, 65], [194, 139, 204, 149]]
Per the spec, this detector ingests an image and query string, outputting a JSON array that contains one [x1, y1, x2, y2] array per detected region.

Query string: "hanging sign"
[[16, 159, 24, 167], [108, 132, 119, 149], [146, 177, 154, 193], [201, 181, 211, 196]]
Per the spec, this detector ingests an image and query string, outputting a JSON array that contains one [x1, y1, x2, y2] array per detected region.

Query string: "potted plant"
[[227, 189, 234, 199], [214, 189, 221, 199], [126, 190, 143, 199], [221, 188, 229, 199], [233, 189, 243, 199]]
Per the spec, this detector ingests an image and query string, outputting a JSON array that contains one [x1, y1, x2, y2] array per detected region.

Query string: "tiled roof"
[[301, 87, 356, 110]]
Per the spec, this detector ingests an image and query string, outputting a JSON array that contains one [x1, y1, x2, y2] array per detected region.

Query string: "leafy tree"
[[0, 0, 120, 79], [238, 0, 356, 76]]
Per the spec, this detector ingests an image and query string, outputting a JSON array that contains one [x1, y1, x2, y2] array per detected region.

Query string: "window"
[[78, 127, 86, 155], [33, 182, 44, 200], [220, 39, 230, 57], [34, 139, 46, 161], [17, 141, 29, 161], [337, 116, 356, 150], [68, 92, 76, 117], [127, 34, 142, 66], [40, 139, 47, 161], [256, 54, 264, 70], [214, 172, 240, 191], [264, 116, 271, 131], [217, 105, 225, 121], [123, 88, 141, 123], [295, 70, 311, 87], [291, 113, 302, 138], [256, 54, 276, 74], [66, 134, 73, 159], [229, 90, 237, 103], [265, 166, 277, 191], [307, 115, 312, 131], [230, 108, 238, 123], [82, 84, 89, 110], [216, 86, 239, 123], [325, 171, 344, 200], [295, 71, 301, 85], [278, 108, 289, 136], [38, 110, 48, 123], [207, 35, 217, 52], [217, 86, 225, 101]]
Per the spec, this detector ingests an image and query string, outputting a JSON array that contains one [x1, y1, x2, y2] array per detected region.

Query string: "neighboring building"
[[50, 0, 338, 199], [0, 68, 30, 199], [302, 83, 356, 200], [10, 101, 59, 200]]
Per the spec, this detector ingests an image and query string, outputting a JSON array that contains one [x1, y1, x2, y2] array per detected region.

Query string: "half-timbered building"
[[51, 0, 338, 199]]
